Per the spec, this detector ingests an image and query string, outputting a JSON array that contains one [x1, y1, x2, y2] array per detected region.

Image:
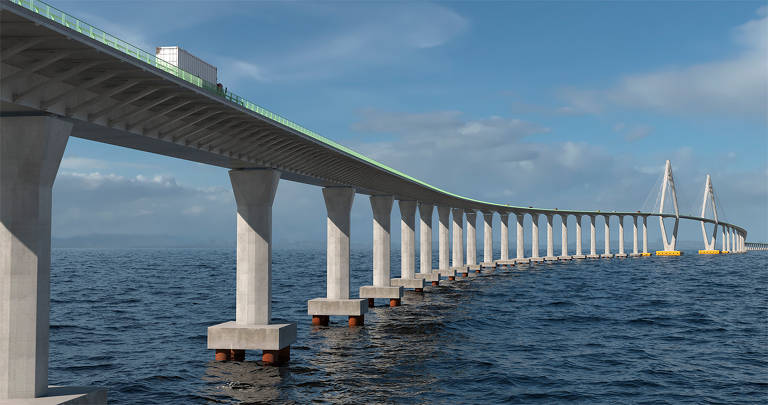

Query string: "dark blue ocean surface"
[[49, 248, 767, 404]]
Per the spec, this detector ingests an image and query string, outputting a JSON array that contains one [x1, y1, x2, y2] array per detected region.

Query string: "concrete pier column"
[[602, 215, 613, 258], [617, 216, 626, 257], [437, 206, 452, 279], [465, 211, 477, 266], [731, 228, 735, 252], [544, 214, 556, 261], [499, 213, 509, 261], [371, 196, 394, 287], [531, 213, 540, 259], [325, 187, 355, 299], [418, 203, 438, 285], [1, 117, 71, 399], [399, 200, 417, 279], [209, 169, 297, 364], [359, 196, 403, 306], [482, 211, 493, 265], [589, 215, 597, 257], [721, 226, 726, 252], [632, 216, 639, 255], [232, 170, 279, 325], [438, 206, 450, 268], [642, 216, 648, 254], [389, 200, 424, 291], [452, 208, 464, 268], [559, 214, 569, 259], [516, 214, 525, 259], [308, 187, 366, 326], [575, 215, 583, 257]]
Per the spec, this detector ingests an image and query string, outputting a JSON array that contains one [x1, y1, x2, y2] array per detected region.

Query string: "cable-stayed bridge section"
[[0, 0, 753, 402]]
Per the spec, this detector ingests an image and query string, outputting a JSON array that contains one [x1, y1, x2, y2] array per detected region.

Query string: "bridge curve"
[[0, 0, 746, 234], [0, 0, 751, 401]]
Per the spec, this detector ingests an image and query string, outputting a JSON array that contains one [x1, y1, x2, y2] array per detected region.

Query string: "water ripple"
[[48, 248, 768, 404]]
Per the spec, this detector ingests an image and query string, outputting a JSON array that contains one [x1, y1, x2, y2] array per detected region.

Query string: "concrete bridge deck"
[[0, 0, 750, 403]]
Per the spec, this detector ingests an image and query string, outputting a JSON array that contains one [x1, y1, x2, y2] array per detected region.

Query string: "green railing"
[[7, 0, 513, 208]]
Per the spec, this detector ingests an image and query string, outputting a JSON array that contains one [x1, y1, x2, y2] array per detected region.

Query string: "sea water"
[[49, 248, 767, 404]]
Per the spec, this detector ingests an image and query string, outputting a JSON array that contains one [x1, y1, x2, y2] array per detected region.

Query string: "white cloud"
[[221, 2, 468, 83], [52, 171, 233, 239], [344, 109, 766, 240], [560, 8, 768, 119]]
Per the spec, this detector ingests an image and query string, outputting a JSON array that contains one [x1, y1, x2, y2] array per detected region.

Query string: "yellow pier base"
[[655, 250, 682, 256], [721, 251, 730, 254], [698, 250, 720, 255], [641, 252, 652, 256]]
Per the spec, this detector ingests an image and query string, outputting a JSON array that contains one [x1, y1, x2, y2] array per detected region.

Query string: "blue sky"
[[50, 0, 767, 246]]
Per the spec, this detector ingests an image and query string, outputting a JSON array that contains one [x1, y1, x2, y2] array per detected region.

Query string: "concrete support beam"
[[1, 117, 71, 399], [616, 216, 627, 257], [465, 211, 477, 266], [417, 203, 439, 285], [545, 214, 556, 260], [602, 215, 613, 258], [398, 200, 417, 279], [438, 206, 450, 272], [370, 195, 393, 287], [452, 208, 464, 268], [574, 215, 584, 258], [308, 187, 366, 325], [588, 215, 599, 258], [419, 203, 434, 275], [729, 228, 734, 252], [559, 214, 570, 260], [531, 214, 540, 258], [631, 216, 639, 256], [483, 212, 493, 265], [721, 227, 726, 252], [643, 216, 649, 254], [516, 214, 525, 259], [208, 169, 296, 363], [359, 195, 402, 305], [391, 200, 424, 291], [231, 170, 279, 324], [499, 213, 509, 261]]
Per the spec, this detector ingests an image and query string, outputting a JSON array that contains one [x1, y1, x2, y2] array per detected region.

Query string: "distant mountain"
[[52, 234, 234, 249]]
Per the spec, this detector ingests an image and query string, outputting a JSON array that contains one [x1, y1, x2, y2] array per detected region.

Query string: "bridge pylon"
[[656, 160, 681, 255]]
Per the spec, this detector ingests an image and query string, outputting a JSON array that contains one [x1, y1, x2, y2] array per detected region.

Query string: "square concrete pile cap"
[[307, 298, 367, 316], [208, 322, 297, 351], [414, 271, 439, 282], [390, 278, 424, 289], [438, 268, 456, 277], [359, 285, 403, 299]]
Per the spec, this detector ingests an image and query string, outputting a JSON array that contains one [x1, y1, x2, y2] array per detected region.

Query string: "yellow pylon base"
[[721, 251, 730, 254], [655, 250, 682, 256], [698, 250, 720, 254], [641, 252, 651, 256]]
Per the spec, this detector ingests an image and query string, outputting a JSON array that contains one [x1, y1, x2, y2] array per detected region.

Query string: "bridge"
[[0, 0, 753, 402]]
